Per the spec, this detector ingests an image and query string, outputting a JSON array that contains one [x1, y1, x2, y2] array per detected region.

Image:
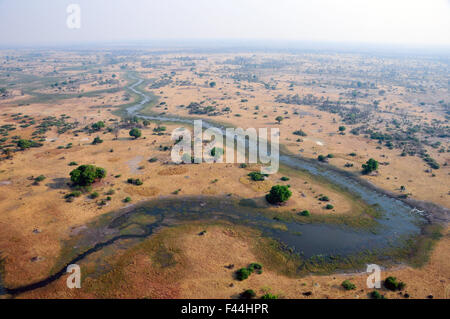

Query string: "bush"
[[17, 139, 31, 149], [70, 164, 106, 186], [148, 157, 158, 163], [319, 195, 330, 201], [266, 185, 292, 204], [299, 210, 311, 217], [293, 129, 307, 136], [384, 276, 406, 291], [236, 268, 252, 281], [362, 158, 379, 174], [240, 289, 256, 299], [369, 291, 386, 299], [91, 121, 105, 131], [34, 175, 46, 182], [129, 128, 142, 139], [65, 190, 82, 199], [317, 155, 327, 162], [280, 176, 290, 181], [325, 204, 334, 210], [127, 178, 143, 186], [248, 171, 268, 181], [248, 263, 263, 274], [17, 139, 41, 149], [92, 136, 103, 144], [261, 293, 278, 299], [68, 161, 78, 166], [341, 280, 356, 290], [123, 197, 132, 203], [90, 192, 99, 199]]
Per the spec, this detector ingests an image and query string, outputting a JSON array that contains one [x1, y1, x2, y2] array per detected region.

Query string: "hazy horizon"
[[0, 0, 449, 50]]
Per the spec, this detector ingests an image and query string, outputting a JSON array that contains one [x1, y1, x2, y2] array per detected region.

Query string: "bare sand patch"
[[158, 166, 188, 176]]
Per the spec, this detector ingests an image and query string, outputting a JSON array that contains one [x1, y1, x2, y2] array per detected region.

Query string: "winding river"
[[1, 76, 444, 296]]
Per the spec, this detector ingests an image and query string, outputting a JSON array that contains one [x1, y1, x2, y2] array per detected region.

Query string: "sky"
[[0, 0, 449, 48]]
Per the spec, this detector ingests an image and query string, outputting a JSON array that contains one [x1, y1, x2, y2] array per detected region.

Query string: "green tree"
[[70, 164, 106, 186], [17, 139, 31, 149], [338, 126, 346, 132], [236, 268, 252, 281], [341, 280, 356, 290], [384, 276, 406, 291], [129, 128, 142, 139], [240, 289, 256, 299], [209, 81, 216, 88], [362, 158, 379, 174], [92, 136, 103, 144], [266, 185, 292, 204], [275, 116, 283, 124], [92, 121, 105, 131]]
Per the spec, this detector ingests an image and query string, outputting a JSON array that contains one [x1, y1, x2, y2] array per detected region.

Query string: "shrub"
[[248, 171, 268, 181], [248, 263, 263, 274], [327, 154, 334, 158], [299, 210, 311, 217], [123, 197, 132, 203], [261, 293, 278, 299], [280, 176, 290, 181], [129, 128, 142, 139], [362, 158, 379, 174], [341, 280, 356, 290], [293, 129, 307, 136], [17, 139, 41, 149], [266, 185, 292, 204], [68, 161, 78, 166], [70, 164, 106, 186], [275, 116, 283, 124], [91, 121, 105, 131], [319, 195, 330, 201], [384, 276, 406, 291], [106, 189, 115, 195], [369, 291, 386, 299], [240, 289, 256, 299], [90, 192, 99, 199], [153, 126, 166, 133], [64, 190, 82, 199], [317, 155, 327, 162], [236, 268, 252, 281], [325, 204, 334, 210], [148, 157, 158, 163], [127, 178, 143, 186], [34, 175, 46, 182], [92, 136, 103, 144]]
